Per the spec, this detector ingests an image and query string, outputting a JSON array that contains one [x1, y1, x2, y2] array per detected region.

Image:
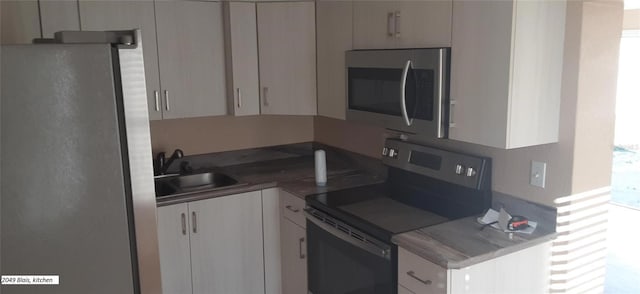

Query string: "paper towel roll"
[[315, 150, 327, 186]]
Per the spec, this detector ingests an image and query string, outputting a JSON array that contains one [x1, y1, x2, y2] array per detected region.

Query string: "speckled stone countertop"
[[392, 192, 558, 269], [155, 144, 385, 206]]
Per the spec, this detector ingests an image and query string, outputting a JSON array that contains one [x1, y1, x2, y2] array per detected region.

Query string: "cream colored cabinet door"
[[449, 0, 565, 148], [280, 217, 307, 294], [353, 1, 452, 49], [224, 2, 261, 116], [257, 2, 317, 115], [157, 203, 193, 294], [262, 188, 283, 294], [395, 0, 452, 48], [40, 0, 80, 39], [79, 0, 163, 120], [352, 1, 395, 49], [316, 0, 352, 120], [155, 1, 228, 119], [0, 0, 41, 44], [188, 191, 265, 294]]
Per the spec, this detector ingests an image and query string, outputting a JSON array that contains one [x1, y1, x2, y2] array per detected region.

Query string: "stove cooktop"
[[306, 183, 452, 242], [307, 140, 492, 242]]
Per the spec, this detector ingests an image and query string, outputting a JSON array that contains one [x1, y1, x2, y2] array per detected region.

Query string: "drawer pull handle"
[[407, 271, 432, 285], [285, 205, 300, 213]]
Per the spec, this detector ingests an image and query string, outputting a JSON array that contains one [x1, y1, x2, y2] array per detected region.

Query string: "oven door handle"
[[400, 60, 413, 127], [304, 209, 391, 260], [436, 49, 445, 138]]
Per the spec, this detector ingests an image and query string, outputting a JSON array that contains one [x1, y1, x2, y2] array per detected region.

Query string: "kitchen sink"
[[154, 172, 243, 197]]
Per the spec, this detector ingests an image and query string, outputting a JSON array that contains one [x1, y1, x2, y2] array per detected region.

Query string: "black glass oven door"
[[307, 220, 394, 294]]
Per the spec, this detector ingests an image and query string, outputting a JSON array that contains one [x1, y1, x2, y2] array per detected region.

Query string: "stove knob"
[[466, 167, 477, 177], [455, 164, 465, 175], [389, 149, 396, 158], [382, 147, 389, 156]]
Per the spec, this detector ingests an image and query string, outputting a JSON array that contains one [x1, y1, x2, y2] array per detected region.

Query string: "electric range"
[[304, 139, 492, 294]]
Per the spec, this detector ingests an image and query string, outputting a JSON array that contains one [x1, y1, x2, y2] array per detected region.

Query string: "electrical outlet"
[[530, 161, 547, 188]]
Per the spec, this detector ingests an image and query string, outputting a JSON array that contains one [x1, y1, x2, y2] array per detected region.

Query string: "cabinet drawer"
[[398, 247, 448, 294], [280, 190, 306, 228]]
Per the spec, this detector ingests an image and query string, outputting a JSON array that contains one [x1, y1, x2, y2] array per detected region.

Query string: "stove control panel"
[[382, 139, 490, 190]]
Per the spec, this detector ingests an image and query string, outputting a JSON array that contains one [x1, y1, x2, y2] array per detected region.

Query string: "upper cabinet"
[[257, 1, 317, 116], [79, 0, 163, 120], [0, 0, 41, 44], [81, 0, 227, 120], [316, 1, 353, 120], [449, 0, 566, 149], [224, 2, 261, 116], [155, 1, 228, 119], [353, 0, 452, 49]]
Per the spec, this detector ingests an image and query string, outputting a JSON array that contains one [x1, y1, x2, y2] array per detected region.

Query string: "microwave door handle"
[[436, 50, 445, 138], [400, 60, 413, 126]]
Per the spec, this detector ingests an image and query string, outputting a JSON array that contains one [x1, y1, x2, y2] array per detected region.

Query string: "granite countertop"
[[155, 145, 385, 206], [392, 215, 557, 269]]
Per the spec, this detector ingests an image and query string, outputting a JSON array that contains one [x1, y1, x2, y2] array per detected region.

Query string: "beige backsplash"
[[150, 115, 314, 156]]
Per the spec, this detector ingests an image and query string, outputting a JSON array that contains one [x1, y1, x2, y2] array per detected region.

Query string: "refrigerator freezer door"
[[1, 45, 137, 294]]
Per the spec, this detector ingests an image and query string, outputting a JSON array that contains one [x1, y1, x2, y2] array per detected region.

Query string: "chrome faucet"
[[155, 149, 184, 175]]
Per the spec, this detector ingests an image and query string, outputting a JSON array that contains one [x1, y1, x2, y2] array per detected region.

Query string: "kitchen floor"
[[604, 203, 640, 294]]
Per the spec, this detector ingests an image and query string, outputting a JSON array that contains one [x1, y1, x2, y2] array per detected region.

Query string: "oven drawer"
[[398, 247, 448, 294], [280, 190, 306, 228]]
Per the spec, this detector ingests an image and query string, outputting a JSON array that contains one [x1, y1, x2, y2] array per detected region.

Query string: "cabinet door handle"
[[407, 271, 432, 285], [394, 11, 401, 37], [262, 87, 269, 106], [164, 90, 170, 111], [154, 90, 160, 112], [237, 88, 242, 108], [298, 237, 306, 259], [181, 213, 186, 235], [192, 211, 197, 233], [285, 205, 300, 213], [387, 12, 395, 37]]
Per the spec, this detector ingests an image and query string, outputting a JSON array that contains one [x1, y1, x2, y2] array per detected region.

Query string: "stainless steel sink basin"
[[155, 172, 241, 197]]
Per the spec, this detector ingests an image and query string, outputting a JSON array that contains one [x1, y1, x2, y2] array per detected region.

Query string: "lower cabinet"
[[157, 190, 264, 294], [281, 217, 307, 294], [279, 190, 308, 294], [398, 241, 552, 294]]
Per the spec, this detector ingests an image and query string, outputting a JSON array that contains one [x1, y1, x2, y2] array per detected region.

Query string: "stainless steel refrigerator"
[[1, 30, 162, 294]]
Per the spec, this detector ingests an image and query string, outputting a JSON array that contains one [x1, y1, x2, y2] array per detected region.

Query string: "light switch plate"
[[530, 161, 547, 188]]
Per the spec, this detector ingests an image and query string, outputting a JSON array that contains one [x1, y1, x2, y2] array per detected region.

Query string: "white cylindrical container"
[[315, 150, 327, 186]]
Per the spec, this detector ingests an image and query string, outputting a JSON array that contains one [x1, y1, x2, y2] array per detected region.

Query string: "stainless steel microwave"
[[346, 48, 450, 138]]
